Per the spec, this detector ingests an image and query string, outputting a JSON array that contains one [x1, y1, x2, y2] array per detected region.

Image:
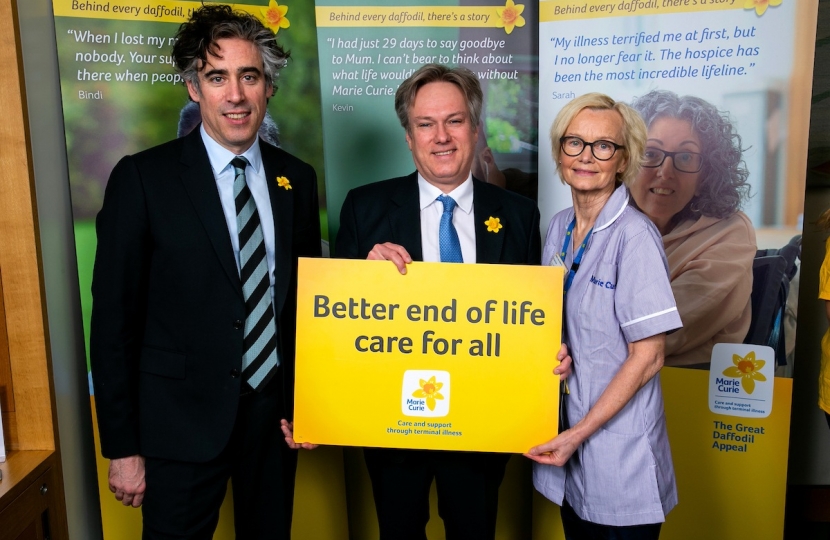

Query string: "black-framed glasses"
[[642, 148, 703, 173], [559, 136, 624, 161]]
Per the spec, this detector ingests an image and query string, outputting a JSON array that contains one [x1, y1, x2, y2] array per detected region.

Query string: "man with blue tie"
[[335, 63, 551, 540], [90, 5, 320, 538]]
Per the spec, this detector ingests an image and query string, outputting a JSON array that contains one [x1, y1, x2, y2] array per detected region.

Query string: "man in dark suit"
[[90, 5, 320, 538], [335, 64, 565, 540]]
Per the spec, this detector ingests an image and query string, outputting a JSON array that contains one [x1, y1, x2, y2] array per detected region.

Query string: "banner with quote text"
[[293, 259, 563, 452], [538, 0, 813, 233], [315, 0, 540, 245], [533, 2, 817, 539], [50, 2, 336, 538]]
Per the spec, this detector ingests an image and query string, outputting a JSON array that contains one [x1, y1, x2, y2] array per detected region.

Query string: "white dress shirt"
[[201, 126, 276, 305], [418, 174, 476, 263]]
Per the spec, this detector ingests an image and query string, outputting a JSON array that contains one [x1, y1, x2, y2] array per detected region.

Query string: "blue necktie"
[[438, 195, 463, 263], [231, 156, 279, 391]]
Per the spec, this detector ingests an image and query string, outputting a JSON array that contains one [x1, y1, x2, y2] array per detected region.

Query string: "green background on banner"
[[315, 0, 538, 246]]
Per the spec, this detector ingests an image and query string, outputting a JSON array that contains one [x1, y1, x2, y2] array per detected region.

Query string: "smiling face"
[[186, 37, 272, 155], [405, 81, 478, 193], [559, 108, 627, 198], [631, 117, 702, 234]]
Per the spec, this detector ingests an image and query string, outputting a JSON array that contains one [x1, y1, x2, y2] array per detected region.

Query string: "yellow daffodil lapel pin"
[[485, 216, 503, 233], [276, 176, 292, 190]]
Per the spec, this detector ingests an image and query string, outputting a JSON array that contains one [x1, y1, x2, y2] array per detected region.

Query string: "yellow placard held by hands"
[[293, 258, 563, 453]]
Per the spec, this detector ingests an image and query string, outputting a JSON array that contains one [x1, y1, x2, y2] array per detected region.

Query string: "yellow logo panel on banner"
[[293, 258, 563, 453]]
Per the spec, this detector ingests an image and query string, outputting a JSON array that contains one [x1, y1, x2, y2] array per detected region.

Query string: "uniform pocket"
[[581, 428, 662, 513]]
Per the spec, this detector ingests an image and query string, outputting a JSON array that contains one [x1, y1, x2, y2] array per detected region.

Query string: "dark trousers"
[[141, 383, 298, 539], [364, 447, 510, 540], [561, 500, 662, 540]]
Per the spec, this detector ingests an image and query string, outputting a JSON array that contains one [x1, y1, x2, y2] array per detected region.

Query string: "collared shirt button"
[[233, 320, 243, 330], [230, 368, 240, 378]]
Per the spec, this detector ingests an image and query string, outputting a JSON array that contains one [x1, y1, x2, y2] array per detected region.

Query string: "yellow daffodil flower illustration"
[[412, 376, 444, 411], [722, 351, 767, 394], [495, 0, 525, 35], [744, 0, 781, 16], [276, 176, 292, 190], [261, 0, 290, 34], [485, 216, 503, 233]]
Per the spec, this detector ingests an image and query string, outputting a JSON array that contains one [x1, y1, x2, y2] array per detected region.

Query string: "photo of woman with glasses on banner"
[[629, 90, 756, 369]]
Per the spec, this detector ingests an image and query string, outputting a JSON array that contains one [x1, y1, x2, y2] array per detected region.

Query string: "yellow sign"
[[293, 258, 563, 453], [660, 368, 792, 539]]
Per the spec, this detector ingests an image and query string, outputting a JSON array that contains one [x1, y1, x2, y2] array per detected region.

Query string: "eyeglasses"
[[559, 136, 624, 161], [642, 148, 703, 173]]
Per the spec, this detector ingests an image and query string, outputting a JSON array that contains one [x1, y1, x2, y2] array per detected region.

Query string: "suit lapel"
[[178, 130, 243, 299], [473, 179, 505, 263], [387, 173, 423, 261], [261, 141, 292, 318]]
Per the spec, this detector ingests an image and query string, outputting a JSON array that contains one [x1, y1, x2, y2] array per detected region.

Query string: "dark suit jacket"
[[90, 128, 321, 463], [335, 172, 541, 265]]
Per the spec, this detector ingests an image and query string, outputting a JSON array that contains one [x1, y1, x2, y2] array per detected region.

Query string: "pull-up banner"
[[293, 259, 564, 453], [534, 2, 817, 539], [313, 0, 541, 245]]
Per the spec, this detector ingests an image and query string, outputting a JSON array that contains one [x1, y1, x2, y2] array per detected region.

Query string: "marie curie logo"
[[709, 343, 774, 418], [402, 370, 450, 417]]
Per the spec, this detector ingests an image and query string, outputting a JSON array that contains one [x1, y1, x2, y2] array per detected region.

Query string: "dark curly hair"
[[171, 4, 289, 93], [630, 90, 750, 221]]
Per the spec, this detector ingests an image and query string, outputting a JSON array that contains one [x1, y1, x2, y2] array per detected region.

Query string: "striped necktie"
[[231, 156, 279, 391], [438, 194, 463, 263]]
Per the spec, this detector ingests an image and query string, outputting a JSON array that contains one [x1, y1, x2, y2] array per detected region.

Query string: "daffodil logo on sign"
[[402, 370, 450, 417], [744, 0, 781, 17], [261, 0, 290, 34], [412, 376, 444, 411], [708, 343, 774, 419], [495, 0, 525, 35], [722, 351, 767, 394]]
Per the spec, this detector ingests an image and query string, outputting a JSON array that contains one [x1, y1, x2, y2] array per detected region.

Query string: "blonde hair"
[[550, 93, 646, 186], [818, 208, 830, 231]]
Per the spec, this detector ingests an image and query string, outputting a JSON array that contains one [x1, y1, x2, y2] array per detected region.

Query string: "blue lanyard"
[[561, 217, 592, 295]]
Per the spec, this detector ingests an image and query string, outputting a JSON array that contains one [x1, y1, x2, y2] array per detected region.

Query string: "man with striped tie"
[[335, 64, 568, 540], [90, 5, 320, 539]]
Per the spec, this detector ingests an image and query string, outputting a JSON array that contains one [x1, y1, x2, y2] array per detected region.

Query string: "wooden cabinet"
[[0, 1, 69, 538], [0, 454, 65, 540]]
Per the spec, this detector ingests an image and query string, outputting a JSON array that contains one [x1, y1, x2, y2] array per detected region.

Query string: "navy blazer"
[[91, 128, 321, 462], [335, 172, 541, 265]]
